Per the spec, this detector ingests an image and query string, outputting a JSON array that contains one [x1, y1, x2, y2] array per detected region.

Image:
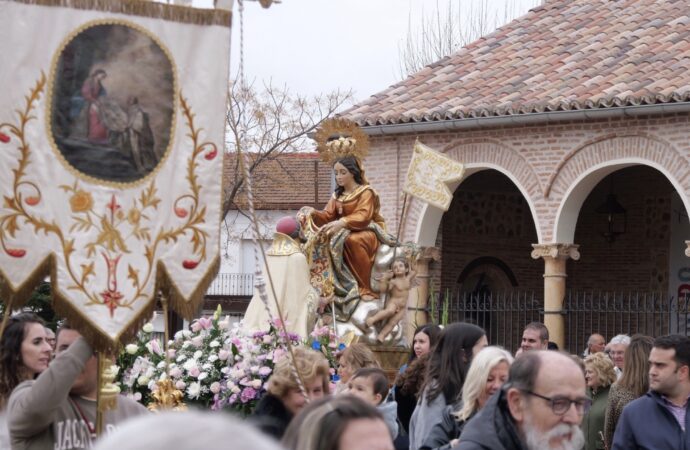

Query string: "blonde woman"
[[335, 343, 380, 394], [603, 334, 653, 449], [582, 352, 616, 450], [420, 346, 513, 450], [251, 347, 330, 440]]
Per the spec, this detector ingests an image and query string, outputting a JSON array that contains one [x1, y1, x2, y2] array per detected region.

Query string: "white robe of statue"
[[242, 232, 318, 338]]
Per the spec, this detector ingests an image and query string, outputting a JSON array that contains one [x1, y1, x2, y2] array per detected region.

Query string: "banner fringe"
[[11, 0, 232, 27]]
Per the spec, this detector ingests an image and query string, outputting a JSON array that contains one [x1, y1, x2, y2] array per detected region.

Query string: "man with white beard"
[[458, 350, 588, 450]]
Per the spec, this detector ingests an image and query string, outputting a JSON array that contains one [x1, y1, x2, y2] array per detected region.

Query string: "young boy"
[[347, 367, 398, 439]]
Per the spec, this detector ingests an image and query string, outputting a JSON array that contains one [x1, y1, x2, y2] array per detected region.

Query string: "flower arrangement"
[[307, 325, 345, 382], [116, 308, 343, 414], [116, 321, 165, 404], [213, 321, 301, 416]]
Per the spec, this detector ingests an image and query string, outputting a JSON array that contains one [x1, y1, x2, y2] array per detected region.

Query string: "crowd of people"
[[1, 314, 690, 449]]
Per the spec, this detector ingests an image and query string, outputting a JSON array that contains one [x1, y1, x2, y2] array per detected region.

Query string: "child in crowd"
[[347, 367, 398, 439]]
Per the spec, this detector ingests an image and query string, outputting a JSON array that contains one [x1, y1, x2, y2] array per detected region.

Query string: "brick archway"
[[410, 140, 542, 246], [551, 134, 690, 243]]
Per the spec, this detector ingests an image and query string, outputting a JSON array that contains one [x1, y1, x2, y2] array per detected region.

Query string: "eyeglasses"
[[522, 390, 592, 416]]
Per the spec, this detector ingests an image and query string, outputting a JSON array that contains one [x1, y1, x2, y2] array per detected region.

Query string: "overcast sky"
[[194, 0, 540, 104]]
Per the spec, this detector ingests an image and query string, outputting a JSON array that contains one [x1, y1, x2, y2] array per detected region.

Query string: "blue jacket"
[[613, 390, 690, 449]]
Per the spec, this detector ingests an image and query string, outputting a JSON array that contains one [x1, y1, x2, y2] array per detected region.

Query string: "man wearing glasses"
[[458, 350, 588, 450], [612, 334, 690, 449]]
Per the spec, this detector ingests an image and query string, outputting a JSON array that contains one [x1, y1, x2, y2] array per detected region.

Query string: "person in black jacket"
[[251, 347, 330, 440], [612, 334, 690, 449], [421, 346, 513, 449], [458, 350, 587, 450]]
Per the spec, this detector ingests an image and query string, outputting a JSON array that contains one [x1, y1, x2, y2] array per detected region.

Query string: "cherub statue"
[[365, 257, 416, 342]]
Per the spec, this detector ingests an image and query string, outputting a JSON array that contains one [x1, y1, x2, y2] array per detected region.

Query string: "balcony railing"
[[206, 273, 254, 297]]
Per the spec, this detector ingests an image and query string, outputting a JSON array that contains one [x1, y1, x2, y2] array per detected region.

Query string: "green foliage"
[[0, 281, 58, 330], [441, 288, 450, 326]]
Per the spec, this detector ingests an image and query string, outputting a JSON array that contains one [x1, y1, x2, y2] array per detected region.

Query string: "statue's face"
[[334, 162, 355, 189], [392, 260, 406, 276]]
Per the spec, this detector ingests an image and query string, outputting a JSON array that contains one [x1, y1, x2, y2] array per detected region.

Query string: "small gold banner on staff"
[[403, 140, 465, 211]]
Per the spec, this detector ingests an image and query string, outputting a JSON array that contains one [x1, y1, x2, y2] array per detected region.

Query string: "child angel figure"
[[366, 257, 416, 342]]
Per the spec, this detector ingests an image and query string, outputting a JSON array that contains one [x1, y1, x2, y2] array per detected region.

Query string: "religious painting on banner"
[[0, 0, 231, 351]]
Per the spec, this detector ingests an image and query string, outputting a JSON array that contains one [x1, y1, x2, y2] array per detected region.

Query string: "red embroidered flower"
[[0, 132, 10, 143], [182, 260, 199, 269], [204, 148, 218, 160], [100, 289, 123, 317], [6, 248, 26, 258], [174, 207, 188, 218], [25, 196, 40, 206]]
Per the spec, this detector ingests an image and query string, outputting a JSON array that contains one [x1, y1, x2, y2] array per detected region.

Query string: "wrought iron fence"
[[206, 273, 254, 297], [430, 290, 690, 354]]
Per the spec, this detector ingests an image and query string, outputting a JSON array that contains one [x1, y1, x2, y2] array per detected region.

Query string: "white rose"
[[210, 340, 220, 348], [142, 323, 154, 333], [125, 344, 138, 355], [137, 375, 149, 386], [157, 361, 167, 369], [208, 355, 219, 363], [198, 372, 208, 381], [231, 385, 241, 394], [193, 350, 203, 360], [251, 379, 262, 389], [210, 382, 221, 394]]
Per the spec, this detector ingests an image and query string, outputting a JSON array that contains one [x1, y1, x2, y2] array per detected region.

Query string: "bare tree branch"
[[397, 0, 543, 79], [222, 79, 352, 218]]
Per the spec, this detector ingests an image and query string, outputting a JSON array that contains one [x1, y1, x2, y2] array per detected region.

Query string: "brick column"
[[530, 243, 580, 350], [405, 246, 440, 342]]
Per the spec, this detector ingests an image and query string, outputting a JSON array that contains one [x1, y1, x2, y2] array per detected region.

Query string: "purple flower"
[[240, 387, 257, 403]]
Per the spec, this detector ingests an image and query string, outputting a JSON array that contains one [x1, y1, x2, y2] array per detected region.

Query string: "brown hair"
[[268, 347, 330, 399], [396, 353, 429, 397], [618, 334, 654, 397], [282, 396, 384, 450], [351, 367, 389, 402], [584, 352, 617, 388], [0, 313, 46, 408]]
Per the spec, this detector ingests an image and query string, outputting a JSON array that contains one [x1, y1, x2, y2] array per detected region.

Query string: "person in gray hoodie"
[[347, 367, 399, 439]]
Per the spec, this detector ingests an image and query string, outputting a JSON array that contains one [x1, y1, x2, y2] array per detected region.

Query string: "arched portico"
[[413, 164, 542, 247], [554, 158, 690, 243]]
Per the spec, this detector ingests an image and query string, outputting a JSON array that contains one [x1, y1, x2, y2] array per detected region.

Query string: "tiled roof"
[[223, 152, 332, 210], [343, 0, 690, 126]]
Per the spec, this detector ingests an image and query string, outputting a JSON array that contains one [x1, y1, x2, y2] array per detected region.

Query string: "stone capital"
[[417, 246, 441, 263], [531, 243, 580, 261]]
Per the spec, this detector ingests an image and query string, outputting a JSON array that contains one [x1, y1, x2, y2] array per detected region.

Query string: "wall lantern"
[[595, 179, 627, 243]]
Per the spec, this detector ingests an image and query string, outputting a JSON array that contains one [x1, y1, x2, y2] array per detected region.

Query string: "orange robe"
[[312, 186, 385, 299]]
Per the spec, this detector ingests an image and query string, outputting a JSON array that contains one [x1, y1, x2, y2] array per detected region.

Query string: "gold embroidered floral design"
[[0, 73, 214, 317]]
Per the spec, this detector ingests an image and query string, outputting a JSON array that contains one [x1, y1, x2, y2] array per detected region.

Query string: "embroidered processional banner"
[[403, 140, 465, 211], [0, 0, 230, 350]]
